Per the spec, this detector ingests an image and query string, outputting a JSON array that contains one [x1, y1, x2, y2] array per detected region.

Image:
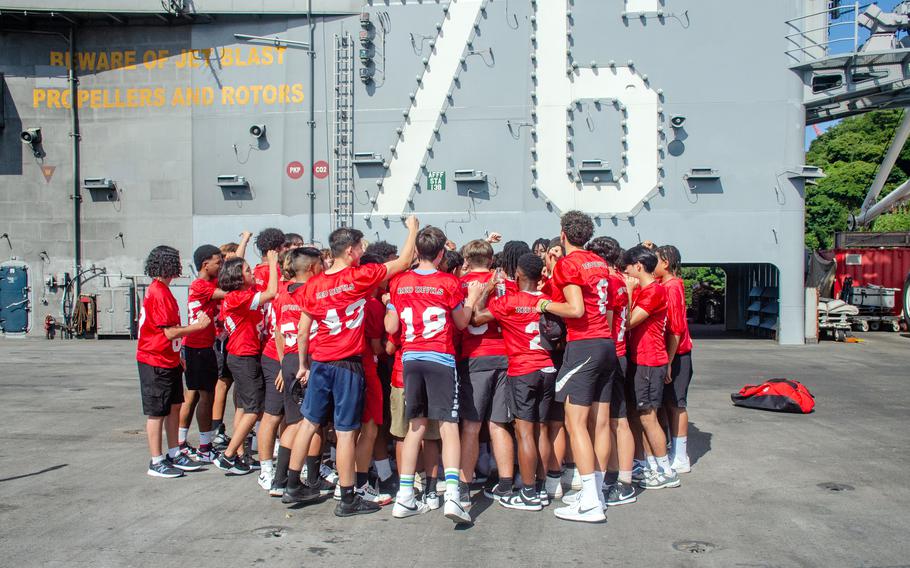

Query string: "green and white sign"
[[427, 171, 446, 192]]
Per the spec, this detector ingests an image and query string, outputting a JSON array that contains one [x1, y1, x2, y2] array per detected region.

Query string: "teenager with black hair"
[[622, 245, 679, 490], [214, 250, 280, 476], [500, 240, 531, 294], [654, 244, 693, 474], [473, 253, 556, 511], [138, 246, 210, 478], [178, 244, 227, 464]]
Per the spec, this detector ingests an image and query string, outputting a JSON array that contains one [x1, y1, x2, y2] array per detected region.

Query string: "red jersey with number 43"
[[488, 290, 554, 376], [137, 279, 182, 368], [662, 277, 692, 355], [608, 272, 629, 358], [460, 272, 505, 359], [302, 263, 388, 362], [222, 288, 265, 356], [389, 270, 464, 355], [551, 250, 613, 342], [629, 281, 669, 366], [183, 278, 219, 349]]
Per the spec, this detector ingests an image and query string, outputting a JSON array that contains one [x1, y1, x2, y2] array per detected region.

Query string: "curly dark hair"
[[560, 210, 594, 247], [255, 228, 286, 255], [145, 245, 182, 279], [532, 238, 550, 255], [365, 240, 398, 261], [517, 252, 544, 282], [586, 236, 623, 268], [218, 257, 248, 291], [501, 240, 531, 279]]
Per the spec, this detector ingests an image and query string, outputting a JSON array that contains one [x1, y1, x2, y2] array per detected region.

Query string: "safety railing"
[[785, 2, 864, 64]]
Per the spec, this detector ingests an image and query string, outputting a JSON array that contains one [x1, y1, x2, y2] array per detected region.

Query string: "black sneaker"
[[605, 481, 638, 506], [239, 453, 261, 471], [334, 494, 381, 517], [500, 489, 543, 511], [308, 477, 335, 496], [458, 481, 472, 510], [170, 453, 204, 472], [483, 481, 512, 501], [282, 483, 321, 505], [377, 476, 399, 497], [212, 432, 230, 452], [215, 453, 251, 475], [147, 459, 183, 478]]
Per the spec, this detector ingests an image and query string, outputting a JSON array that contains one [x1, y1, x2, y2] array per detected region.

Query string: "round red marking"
[[313, 160, 330, 180], [286, 161, 304, 180]]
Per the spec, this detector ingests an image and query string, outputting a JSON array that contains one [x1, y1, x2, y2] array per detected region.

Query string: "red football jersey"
[[183, 278, 219, 349], [389, 270, 464, 355], [137, 279, 182, 368], [663, 277, 692, 355], [459, 271, 505, 359], [361, 295, 385, 373], [222, 288, 265, 356], [608, 272, 629, 358], [262, 281, 290, 360], [272, 282, 309, 356], [302, 263, 388, 362], [629, 281, 669, 366], [488, 290, 554, 376], [551, 250, 613, 342], [253, 263, 270, 292]]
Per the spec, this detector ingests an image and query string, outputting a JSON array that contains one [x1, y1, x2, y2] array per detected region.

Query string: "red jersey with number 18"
[[459, 271, 505, 359], [487, 290, 554, 376], [302, 263, 388, 362], [389, 270, 464, 355], [137, 279, 182, 368], [629, 281, 669, 366], [550, 250, 613, 342]]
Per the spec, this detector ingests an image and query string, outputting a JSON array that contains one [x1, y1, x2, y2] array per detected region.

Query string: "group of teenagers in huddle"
[[135, 209, 693, 524]]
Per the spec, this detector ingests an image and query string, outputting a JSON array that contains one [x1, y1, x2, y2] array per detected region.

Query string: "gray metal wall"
[[0, 1, 810, 343]]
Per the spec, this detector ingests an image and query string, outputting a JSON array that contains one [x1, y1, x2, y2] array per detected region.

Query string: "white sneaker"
[[567, 467, 583, 491], [561, 489, 582, 505], [392, 495, 430, 518], [639, 468, 681, 489], [545, 475, 564, 500], [444, 497, 471, 524], [671, 457, 691, 474], [257, 468, 274, 491], [333, 483, 342, 501], [358, 482, 393, 506], [554, 499, 606, 523], [320, 463, 339, 485]]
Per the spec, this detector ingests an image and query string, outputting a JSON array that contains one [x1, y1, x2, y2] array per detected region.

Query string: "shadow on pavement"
[[688, 423, 712, 467], [0, 463, 68, 483]]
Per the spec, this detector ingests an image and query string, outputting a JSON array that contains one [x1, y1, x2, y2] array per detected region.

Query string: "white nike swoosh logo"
[[555, 357, 592, 392]]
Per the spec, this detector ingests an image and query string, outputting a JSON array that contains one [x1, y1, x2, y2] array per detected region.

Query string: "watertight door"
[[0, 263, 29, 333]]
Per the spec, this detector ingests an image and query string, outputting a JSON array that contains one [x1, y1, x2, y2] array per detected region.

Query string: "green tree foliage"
[[806, 109, 909, 249], [680, 266, 726, 302]]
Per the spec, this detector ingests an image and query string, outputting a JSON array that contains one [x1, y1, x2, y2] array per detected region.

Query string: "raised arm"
[[538, 284, 584, 319], [259, 250, 280, 303], [384, 216, 419, 278]]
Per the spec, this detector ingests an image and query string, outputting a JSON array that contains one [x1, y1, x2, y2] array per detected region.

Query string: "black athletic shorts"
[[214, 337, 232, 380], [459, 356, 511, 423], [631, 362, 665, 411], [611, 355, 628, 419], [403, 359, 459, 422], [664, 352, 693, 408], [261, 354, 284, 416], [280, 353, 305, 425], [546, 349, 565, 422], [509, 368, 556, 423], [554, 338, 618, 406], [226, 353, 264, 414], [138, 362, 184, 417], [183, 346, 218, 392]]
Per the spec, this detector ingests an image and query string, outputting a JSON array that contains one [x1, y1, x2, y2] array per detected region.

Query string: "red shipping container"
[[830, 248, 910, 316]]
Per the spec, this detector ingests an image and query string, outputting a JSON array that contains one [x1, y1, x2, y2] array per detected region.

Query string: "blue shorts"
[[302, 359, 365, 432]]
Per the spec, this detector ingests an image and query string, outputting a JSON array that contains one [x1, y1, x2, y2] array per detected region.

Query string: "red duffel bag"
[[731, 379, 815, 414]]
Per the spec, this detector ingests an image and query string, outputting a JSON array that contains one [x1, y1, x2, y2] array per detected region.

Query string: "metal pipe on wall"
[[308, 0, 316, 243], [69, 25, 82, 298]]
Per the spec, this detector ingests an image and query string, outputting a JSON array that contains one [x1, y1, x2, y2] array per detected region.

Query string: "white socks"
[[261, 459, 274, 472], [656, 455, 672, 475], [152, 454, 165, 465], [672, 436, 688, 463], [178, 427, 188, 445], [167, 447, 179, 459], [646, 455, 658, 471], [579, 473, 600, 510], [199, 430, 212, 446]]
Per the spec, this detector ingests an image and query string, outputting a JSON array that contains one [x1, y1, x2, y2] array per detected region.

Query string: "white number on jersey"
[[526, 321, 544, 351], [596, 279, 610, 315], [280, 322, 298, 347], [400, 306, 448, 342], [323, 298, 367, 336]]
